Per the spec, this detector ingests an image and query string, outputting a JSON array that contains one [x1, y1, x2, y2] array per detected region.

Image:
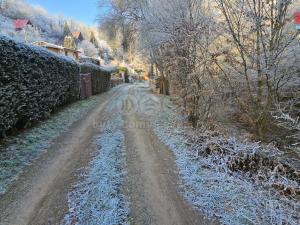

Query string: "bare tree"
[[213, 0, 299, 137], [99, 0, 300, 138]]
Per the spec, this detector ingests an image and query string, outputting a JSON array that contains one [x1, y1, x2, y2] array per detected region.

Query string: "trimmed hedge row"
[[0, 35, 80, 135], [80, 63, 111, 95]]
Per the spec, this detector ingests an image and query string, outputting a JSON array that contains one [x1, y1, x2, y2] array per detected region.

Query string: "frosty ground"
[[0, 83, 298, 225]]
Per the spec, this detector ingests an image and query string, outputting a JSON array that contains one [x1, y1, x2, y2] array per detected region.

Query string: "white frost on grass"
[[63, 115, 129, 225], [143, 91, 300, 225], [0, 95, 106, 195]]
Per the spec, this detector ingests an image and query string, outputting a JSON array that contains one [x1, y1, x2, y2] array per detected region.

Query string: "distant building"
[[72, 31, 84, 44], [14, 19, 32, 30], [33, 41, 81, 61], [33, 41, 64, 54], [62, 21, 84, 45], [64, 47, 81, 61], [64, 35, 76, 50]]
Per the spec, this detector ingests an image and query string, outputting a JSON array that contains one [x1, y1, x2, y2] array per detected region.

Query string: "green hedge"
[[80, 63, 111, 95], [0, 35, 80, 135]]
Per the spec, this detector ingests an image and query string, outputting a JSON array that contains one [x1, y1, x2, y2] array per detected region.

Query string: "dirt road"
[[0, 84, 215, 225]]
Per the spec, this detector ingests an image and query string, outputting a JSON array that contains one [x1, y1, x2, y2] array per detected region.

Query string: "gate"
[[80, 73, 92, 99]]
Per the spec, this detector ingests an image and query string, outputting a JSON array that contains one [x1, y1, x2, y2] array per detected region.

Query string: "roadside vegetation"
[[0, 93, 111, 195], [99, 0, 300, 144], [135, 85, 300, 224], [97, 0, 300, 222]]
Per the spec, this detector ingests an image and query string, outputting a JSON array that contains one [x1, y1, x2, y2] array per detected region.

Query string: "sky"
[[27, 0, 102, 26]]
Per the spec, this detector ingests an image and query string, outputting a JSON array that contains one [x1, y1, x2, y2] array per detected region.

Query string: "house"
[[33, 41, 64, 54], [33, 41, 81, 61], [14, 19, 32, 30], [72, 31, 84, 43], [64, 47, 81, 61], [64, 35, 76, 50]]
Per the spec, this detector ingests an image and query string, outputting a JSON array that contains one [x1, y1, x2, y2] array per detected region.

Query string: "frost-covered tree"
[[90, 31, 98, 48], [63, 22, 71, 37], [20, 24, 41, 42], [0, 0, 113, 48], [98, 39, 113, 61], [98, 0, 141, 58], [214, 0, 300, 137], [78, 40, 99, 57], [99, 0, 300, 138]]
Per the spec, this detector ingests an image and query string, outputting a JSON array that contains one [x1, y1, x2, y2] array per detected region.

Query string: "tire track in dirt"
[[123, 85, 217, 225], [1, 84, 218, 225], [0, 85, 127, 225]]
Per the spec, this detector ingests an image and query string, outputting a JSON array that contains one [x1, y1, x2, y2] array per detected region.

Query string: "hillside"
[[0, 0, 113, 62]]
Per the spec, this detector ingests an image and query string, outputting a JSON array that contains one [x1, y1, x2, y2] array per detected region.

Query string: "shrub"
[[78, 40, 98, 57], [0, 35, 80, 136]]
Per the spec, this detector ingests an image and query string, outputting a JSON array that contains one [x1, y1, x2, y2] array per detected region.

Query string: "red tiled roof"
[[72, 31, 82, 39], [14, 19, 31, 29], [294, 12, 300, 24]]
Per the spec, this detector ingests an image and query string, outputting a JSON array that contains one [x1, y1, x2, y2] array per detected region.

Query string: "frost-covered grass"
[[0, 95, 106, 195], [139, 88, 300, 225], [153, 124, 299, 224], [63, 115, 129, 225]]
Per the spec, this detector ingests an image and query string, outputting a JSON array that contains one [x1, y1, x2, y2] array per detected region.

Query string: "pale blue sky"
[[28, 0, 102, 25]]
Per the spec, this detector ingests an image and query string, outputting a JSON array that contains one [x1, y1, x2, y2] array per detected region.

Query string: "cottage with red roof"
[[13, 19, 32, 30], [72, 31, 84, 44]]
